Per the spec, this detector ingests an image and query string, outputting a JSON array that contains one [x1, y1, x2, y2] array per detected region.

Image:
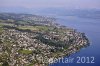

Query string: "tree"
[[2, 61, 9, 66]]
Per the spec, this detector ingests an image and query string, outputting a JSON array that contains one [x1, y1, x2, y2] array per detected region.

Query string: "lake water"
[[49, 15, 100, 66]]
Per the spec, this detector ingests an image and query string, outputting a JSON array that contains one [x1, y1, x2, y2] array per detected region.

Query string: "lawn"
[[18, 25, 50, 31], [18, 26, 38, 31], [19, 49, 33, 54]]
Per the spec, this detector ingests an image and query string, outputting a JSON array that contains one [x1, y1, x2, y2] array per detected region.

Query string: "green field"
[[18, 25, 50, 31], [19, 49, 33, 55]]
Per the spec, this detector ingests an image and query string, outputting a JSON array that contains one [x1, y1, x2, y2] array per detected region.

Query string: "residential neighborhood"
[[0, 13, 89, 66]]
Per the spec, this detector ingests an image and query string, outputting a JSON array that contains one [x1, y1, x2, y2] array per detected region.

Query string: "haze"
[[0, 0, 100, 9]]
